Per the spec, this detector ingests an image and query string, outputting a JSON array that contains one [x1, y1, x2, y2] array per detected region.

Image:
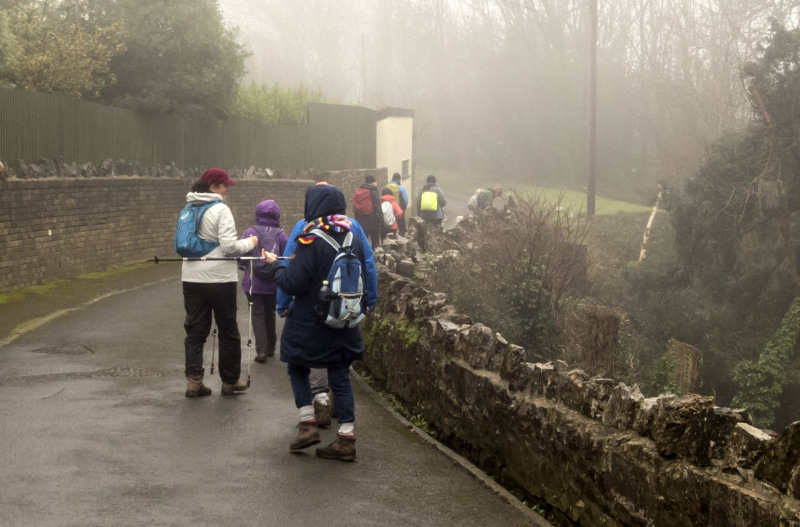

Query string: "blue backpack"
[[311, 229, 365, 329], [174, 201, 221, 257]]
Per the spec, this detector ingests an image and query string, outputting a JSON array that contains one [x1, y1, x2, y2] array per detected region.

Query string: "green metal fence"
[[0, 89, 376, 171]]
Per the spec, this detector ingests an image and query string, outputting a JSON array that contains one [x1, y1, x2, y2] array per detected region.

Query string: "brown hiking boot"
[[314, 398, 332, 428], [185, 374, 212, 397], [290, 420, 320, 450], [316, 434, 356, 461], [254, 353, 268, 363], [220, 379, 248, 395]]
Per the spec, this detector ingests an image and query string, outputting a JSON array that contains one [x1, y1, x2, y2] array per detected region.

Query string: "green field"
[[415, 168, 652, 216], [513, 186, 652, 215]]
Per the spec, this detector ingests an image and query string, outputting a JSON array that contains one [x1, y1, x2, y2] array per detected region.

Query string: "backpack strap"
[[252, 225, 281, 253], [252, 224, 267, 242], [194, 200, 222, 233], [310, 229, 354, 251], [248, 225, 267, 270], [342, 231, 354, 248]]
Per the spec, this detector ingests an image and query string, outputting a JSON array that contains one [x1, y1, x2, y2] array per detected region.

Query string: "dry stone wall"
[[360, 266, 800, 526], [0, 160, 386, 293]]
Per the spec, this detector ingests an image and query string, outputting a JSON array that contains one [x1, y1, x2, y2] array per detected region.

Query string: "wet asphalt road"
[[0, 264, 547, 527]]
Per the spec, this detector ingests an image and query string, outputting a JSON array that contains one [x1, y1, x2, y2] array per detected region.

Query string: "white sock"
[[314, 392, 329, 404], [338, 422, 354, 436], [299, 405, 315, 422]]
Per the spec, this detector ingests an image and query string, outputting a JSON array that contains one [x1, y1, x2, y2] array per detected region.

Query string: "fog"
[[218, 0, 800, 200]]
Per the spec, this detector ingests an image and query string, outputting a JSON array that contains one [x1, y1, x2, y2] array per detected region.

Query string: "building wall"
[[376, 114, 414, 198]]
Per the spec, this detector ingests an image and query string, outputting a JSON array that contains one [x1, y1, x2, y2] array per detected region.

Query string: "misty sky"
[[214, 0, 800, 192]]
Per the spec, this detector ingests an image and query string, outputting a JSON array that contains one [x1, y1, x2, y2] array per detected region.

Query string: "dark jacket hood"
[[255, 200, 281, 227], [304, 184, 347, 221]]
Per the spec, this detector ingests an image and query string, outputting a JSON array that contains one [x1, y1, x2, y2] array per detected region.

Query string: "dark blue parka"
[[269, 185, 367, 368]]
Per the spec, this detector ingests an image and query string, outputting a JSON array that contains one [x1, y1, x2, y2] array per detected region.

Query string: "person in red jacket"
[[380, 188, 403, 237], [352, 174, 382, 247]]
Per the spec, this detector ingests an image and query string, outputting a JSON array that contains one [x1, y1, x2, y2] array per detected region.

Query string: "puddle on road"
[[30, 345, 95, 355], [3, 366, 161, 385]]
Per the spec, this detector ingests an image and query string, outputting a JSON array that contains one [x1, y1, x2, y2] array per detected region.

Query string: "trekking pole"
[[150, 255, 289, 264], [245, 264, 254, 388], [210, 326, 217, 375]]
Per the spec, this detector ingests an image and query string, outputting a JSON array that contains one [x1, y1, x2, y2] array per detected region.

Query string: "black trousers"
[[183, 281, 241, 383], [246, 293, 277, 356], [364, 227, 381, 248], [397, 212, 407, 236]]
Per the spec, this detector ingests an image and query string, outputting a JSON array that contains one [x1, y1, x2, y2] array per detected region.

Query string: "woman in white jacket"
[[182, 168, 258, 397]]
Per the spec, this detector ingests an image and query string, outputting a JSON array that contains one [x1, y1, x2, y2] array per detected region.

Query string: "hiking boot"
[[185, 374, 212, 397], [220, 379, 248, 395], [316, 434, 356, 462], [254, 353, 268, 363], [314, 398, 332, 428], [290, 420, 320, 450]]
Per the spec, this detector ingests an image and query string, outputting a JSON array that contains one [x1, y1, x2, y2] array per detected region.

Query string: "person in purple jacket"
[[241, 200, 289, 363]]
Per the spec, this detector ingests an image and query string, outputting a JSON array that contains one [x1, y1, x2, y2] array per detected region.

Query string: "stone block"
[[396, 258, 415, 277], [557, 368, 589, 412], [722, 422, 772, 470], [383, 253, 397, 273], [509, 360, 536, 392], [634, 395, 673, 438], [530, 362, 558, 398], [754, 421, 800, 494], [455, 323, 494, 370], [682, 406, 750, 467], [651, 394, 713, 458], [499, 341, 526, 384], [602, 383, 644, 431], [582, 377, 617, 419]]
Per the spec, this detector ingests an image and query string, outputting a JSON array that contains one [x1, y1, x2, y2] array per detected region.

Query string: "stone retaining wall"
[[360, 267, 800, 526]]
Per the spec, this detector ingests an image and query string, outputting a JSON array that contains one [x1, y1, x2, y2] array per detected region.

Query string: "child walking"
[[241, 200, 288, 363]]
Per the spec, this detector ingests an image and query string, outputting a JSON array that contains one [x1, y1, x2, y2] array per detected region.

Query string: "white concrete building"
[[376, 107, 414, 198]]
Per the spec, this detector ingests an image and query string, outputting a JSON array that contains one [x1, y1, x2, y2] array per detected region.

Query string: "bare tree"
[[217, 0, 800, 196]]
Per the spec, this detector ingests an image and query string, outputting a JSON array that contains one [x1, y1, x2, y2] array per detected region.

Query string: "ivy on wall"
[[733, 296, 800, 428]]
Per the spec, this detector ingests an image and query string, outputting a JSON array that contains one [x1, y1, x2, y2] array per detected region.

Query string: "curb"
[[351, 369, 553, 526], [0, 275, 176, 349]]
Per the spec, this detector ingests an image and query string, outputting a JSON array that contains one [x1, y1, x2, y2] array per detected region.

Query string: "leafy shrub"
[[429, 191, 591, 360], [231, 81, 324, 125], [732, 297, 800, 428]]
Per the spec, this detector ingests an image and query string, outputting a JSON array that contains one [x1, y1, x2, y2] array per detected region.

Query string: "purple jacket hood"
[[255, 200, 281, 227]]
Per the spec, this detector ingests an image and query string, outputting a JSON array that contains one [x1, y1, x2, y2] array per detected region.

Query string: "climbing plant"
[[732, 296, 800, 428]]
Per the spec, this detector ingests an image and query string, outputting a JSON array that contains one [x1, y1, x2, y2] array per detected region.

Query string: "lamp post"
[[587, 0, 597, 216]]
